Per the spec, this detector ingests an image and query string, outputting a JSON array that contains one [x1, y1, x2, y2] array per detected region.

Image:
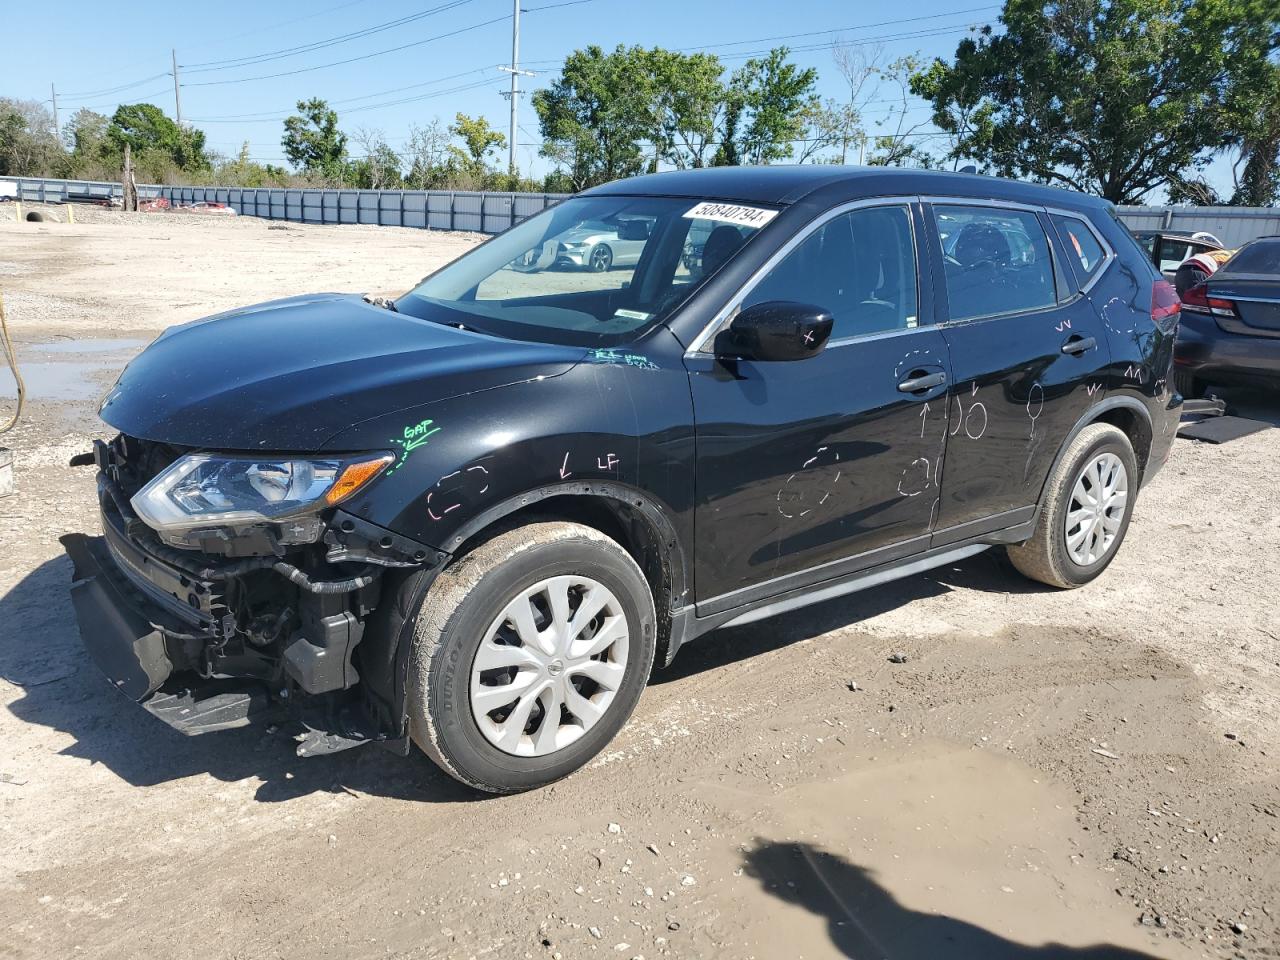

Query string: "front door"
[[687, 201, 951, 610], [925, 201, 1111, 541]]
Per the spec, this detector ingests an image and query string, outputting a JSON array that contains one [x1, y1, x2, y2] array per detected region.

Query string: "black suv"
[[66, 167, 1181, 793]]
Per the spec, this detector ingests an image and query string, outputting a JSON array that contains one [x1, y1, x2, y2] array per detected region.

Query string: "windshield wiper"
[[362, 294, 398, 312]]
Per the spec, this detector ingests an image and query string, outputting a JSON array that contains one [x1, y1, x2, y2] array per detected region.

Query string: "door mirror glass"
[[724, 300, 833, 361]]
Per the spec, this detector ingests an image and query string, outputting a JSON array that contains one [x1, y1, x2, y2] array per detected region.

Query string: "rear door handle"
[[1061, 335, 1097, 356], [897, 371, 947, 393]]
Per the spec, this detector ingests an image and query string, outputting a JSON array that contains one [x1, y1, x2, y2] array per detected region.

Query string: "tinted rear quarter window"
[[933, 205, 1057, 321], [1051, 214, 1105, 278]]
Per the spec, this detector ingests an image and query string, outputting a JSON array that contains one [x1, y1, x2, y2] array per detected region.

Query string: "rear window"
[[1051, 214, 1106, 277], [1222, 240, 1280, 277], [933, 205, 1057, 321]]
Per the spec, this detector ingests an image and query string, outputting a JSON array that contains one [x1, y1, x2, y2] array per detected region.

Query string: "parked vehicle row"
[[66, 166, 1180, 793], [1174, 236, 1280, 397]]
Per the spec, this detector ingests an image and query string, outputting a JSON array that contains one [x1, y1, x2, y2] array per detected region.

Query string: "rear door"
[[925, 200, 1111, 542], [687, 199, 951, 608]]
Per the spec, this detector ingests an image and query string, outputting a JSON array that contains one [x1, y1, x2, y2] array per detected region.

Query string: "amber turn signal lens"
[[325, 454, 394, 506]]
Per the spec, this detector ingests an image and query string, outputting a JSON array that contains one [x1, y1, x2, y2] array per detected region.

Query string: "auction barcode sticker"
[[683, 201, 778, 229]]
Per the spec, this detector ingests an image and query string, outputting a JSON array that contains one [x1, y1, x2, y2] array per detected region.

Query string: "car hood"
[[99, 293, 583, 451], [560, 228, 614, 245]]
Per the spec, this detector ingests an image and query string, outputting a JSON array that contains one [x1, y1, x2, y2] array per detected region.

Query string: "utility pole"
[[50, 83, 59, 142], [171, 48, 183, 126], [498, 0, 534, 180]]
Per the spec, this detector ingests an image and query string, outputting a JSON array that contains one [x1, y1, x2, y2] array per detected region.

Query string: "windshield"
[[397, 195, 776, 346]]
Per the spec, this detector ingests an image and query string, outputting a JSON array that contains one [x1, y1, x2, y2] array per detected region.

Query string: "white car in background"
[[554, 217, 653, 271]]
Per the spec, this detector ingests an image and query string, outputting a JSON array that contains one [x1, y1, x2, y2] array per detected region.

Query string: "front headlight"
[[131, 452, 393, 534]]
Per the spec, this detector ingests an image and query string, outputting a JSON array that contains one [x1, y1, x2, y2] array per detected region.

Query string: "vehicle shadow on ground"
[[656, 547, 1042, 685], [0, 556, 476, 805], [743, 840, 1164, 959]]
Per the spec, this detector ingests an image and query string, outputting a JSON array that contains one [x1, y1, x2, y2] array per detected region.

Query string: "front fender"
[[322, 357, 697, 565]]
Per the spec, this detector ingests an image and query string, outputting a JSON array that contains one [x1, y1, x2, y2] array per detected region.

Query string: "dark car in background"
[[65, 166, 1180, 794], [1175, 236, 1280, 398]]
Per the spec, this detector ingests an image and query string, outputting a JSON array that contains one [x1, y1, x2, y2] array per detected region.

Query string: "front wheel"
[[407, 521, 656, 793], [587, 243, 614, 272], [1006, 423, 1138, 588]]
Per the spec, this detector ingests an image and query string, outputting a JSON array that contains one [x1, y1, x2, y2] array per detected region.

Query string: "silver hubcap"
[[1065, 452, 1128, 566], [469, 575, 629, 757]]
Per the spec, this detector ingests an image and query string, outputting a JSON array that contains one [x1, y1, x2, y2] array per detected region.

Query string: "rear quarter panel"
[[1090, 212, 1180, 472]]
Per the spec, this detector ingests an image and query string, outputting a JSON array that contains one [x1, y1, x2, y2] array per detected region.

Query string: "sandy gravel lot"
[[1, 208, 1277, 960]]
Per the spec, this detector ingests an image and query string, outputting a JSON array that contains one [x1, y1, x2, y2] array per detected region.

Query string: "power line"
[[190, 65, 500, 121], [671, 6, 997, 53], [187, 76, 500, 123], [194, 0, 378, 51], [181, 0, 480, 72], [61, 72, 171, 99], [183, 11, 513, 87]]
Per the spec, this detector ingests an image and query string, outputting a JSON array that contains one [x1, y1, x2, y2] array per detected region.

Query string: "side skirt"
[[681, 518, 1035, 644]]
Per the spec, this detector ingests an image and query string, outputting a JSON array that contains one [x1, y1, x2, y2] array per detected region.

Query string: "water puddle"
[[31, 337, 148, 355], [0, 338, 146, 401]]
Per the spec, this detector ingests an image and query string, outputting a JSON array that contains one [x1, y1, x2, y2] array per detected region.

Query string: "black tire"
[[25, 211, 47, 222], [407, 521, 656, 793], [1006, 423, 1138, 589], [587, 243, 613, 272], [1173, 368, 1202, 401]]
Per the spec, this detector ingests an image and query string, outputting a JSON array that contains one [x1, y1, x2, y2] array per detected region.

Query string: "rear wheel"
[[1007, 423, 1138, 588], [1174, 368, 1202, 400], [407, 521, 655, 793]]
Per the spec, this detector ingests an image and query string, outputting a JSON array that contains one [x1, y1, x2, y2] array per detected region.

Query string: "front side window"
[[740, 205, 919, 340], [398, 195, 774, 346], [934, 205, 1057, 321], [1051, 214, 1106, 278]]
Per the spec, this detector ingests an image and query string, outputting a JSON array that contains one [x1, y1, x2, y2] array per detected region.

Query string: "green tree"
[[107, 103, 208, 171], [0, 98, 64, 176], [533, 45, 651, 189], [282, 98, 347, 182], [447, 112, 505, 186], [213, 142, 289, 187], [1227, 56, 1280, 206], [912, 0, 1279, 203], [715, 47, 819, 166], [642, 48, 726, 169]]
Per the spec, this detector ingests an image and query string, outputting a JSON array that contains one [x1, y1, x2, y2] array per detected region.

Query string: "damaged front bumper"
[[63, 470, 417, 755], [64, 527, 279, 732]]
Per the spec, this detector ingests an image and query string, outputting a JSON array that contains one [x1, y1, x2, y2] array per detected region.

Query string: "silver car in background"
[[554, 217, 654, 271]]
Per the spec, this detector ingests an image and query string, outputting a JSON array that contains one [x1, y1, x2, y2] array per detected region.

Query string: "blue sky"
[[1, 1, 1234, 197]]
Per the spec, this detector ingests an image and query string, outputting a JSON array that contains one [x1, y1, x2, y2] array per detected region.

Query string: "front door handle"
[[897, 370, 947, 393], [1061, 335, 1097, 356]]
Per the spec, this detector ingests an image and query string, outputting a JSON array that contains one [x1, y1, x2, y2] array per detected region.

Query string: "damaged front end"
[[64, 434, 433, 756]]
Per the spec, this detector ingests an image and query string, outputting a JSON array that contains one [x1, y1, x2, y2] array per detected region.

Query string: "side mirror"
[[723, 300, 833, 361], [618, 219, 651, 241]]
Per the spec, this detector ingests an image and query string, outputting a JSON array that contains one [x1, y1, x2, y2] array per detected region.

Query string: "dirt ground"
[[1, 206, 1277, 960]]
